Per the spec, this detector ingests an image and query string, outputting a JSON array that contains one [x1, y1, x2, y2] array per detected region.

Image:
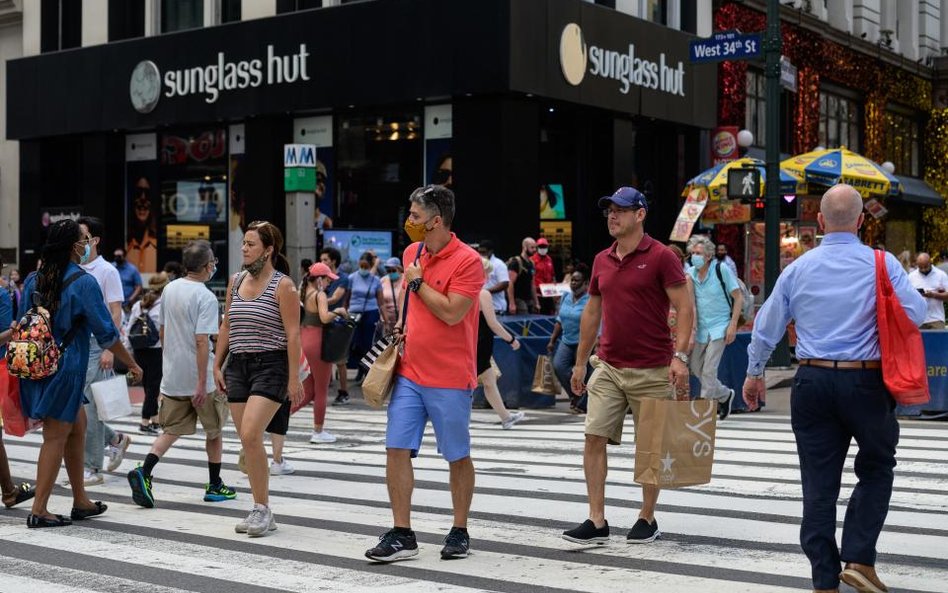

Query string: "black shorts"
[[266, 399, 291, 436], [225, 350, 289, 404]]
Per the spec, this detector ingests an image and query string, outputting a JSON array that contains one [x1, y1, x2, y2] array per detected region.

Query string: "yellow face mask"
[[404, 217, 433, 243]]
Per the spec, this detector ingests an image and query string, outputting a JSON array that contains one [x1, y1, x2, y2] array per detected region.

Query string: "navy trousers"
[[790, 366, 899, 589]]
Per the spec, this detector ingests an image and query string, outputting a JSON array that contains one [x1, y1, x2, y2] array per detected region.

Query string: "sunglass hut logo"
[[129, 44, 311, 114], [558, 23, 686, 97]]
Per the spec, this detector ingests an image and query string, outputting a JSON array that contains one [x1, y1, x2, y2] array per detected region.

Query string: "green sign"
[[284, 167, 316, 192]]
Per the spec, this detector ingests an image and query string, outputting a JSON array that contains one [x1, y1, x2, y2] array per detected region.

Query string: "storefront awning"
[[895, 176, 945, 207]]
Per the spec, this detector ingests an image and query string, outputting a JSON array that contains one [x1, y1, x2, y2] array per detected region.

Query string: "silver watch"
[[673, 351, 689, 365]]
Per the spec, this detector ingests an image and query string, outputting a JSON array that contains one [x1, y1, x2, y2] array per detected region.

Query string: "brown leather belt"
[[799, 359, 881, 370]]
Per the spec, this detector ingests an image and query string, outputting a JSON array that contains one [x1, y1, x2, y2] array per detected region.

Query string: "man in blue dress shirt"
[[743, 184, 926, 593]]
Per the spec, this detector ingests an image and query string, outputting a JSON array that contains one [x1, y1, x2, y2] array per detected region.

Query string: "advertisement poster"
[[425, 105, 453, 188], [539, 220, 573, 267], [125, 162, 160, 274], [711, 126, 739, 165], [701, 199, 752, 225], [669, 188, 708, 242], [323, 229, 393, 272], [540, 184, 566, 220]]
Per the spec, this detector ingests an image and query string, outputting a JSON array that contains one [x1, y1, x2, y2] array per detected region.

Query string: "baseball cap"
[[598, 186, 648, 211], [536, 238, 549, 247], [308, 262, 339, 280], [384, 257, 402, 269]]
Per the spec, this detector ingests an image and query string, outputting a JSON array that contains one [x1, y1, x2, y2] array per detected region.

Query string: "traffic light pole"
[[765, 0, 791, 367]]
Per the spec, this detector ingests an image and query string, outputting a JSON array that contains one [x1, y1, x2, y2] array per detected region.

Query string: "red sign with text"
[[711, 126, 739, 165]]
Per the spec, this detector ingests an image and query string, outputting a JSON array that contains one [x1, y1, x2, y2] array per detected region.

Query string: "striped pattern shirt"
[[227, 271, 287, 354]]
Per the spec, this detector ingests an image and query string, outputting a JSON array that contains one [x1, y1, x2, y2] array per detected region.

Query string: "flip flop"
[[3, 482, 36, 508], [27, 514, 73, 528], [70, 501, 108, 520]]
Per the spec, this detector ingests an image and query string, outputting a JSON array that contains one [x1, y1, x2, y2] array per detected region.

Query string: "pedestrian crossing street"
[[0, 405, 946, 593]]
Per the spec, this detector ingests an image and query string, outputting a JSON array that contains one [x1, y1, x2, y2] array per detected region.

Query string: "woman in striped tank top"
[[213, 221, 302, 537]]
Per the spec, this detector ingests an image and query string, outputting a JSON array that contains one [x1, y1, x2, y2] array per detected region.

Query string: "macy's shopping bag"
[[90, 374, 133, 421], [634, 399, 716, 489], [361, 341, 399, 409], [875, 250, 930, 406], [0, 359, 42, 437], [531, 355, 560, 395]]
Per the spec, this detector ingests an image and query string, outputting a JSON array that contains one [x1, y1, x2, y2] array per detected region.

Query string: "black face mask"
[[115, 257, 125, 265], [920, 268, 933, 276], [715, 253, 726, 261]]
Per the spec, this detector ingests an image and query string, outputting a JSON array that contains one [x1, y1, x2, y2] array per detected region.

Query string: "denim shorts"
[[225, 350, 289, 404], [386, 375, 473, 462]]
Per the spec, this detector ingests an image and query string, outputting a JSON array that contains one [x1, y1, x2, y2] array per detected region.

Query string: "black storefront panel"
[[509, 0, 717, 129], [6, 0, 513, 140]]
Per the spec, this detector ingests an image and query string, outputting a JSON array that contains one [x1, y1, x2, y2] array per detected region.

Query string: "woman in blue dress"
[[17, 220, 142, 528]]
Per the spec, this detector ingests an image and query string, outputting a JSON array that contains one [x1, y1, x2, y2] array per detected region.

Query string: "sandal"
[[27, 514, 73, 528], [70, 501, 108, 520], [2, 482, 36, 508]]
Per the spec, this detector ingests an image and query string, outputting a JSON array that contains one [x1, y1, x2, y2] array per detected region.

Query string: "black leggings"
[[135, 348, 163, 420]]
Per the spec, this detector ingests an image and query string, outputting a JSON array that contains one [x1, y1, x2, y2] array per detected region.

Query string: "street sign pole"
[[765, 0, 791, 367]]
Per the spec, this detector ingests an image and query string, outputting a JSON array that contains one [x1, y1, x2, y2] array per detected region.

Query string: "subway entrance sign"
[[689, 31, 762, 63]]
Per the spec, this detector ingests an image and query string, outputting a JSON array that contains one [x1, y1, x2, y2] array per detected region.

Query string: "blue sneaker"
[[127, 466, 154, 509], [204, 481, 237, 502]]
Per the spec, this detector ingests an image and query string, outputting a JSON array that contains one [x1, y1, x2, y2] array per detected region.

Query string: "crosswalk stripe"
[[0, 406, 945, 592]]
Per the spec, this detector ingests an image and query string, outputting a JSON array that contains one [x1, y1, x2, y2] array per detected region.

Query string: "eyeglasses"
[[602, 207, 641, 218]]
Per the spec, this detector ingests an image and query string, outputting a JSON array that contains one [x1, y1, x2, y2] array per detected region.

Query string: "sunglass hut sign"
[[559, 23, 685, 96], [129, 44, 311, 114]]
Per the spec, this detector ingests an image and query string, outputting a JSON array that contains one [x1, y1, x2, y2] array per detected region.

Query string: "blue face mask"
[[691, 255, 705, 269], [388, 272, 400, 281], [359, 268, 371, 277], [209, 264, 217, 279], [79, 243, 91, 265]]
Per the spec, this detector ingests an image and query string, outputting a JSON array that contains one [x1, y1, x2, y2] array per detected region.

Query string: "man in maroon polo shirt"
[[563, 186, 693, 546]]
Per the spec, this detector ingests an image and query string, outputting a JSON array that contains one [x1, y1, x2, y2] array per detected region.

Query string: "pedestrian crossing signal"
[[728, 168, 760, 203]]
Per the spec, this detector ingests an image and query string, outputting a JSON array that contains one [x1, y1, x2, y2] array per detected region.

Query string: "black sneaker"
[[138, 424, 160, 435], [626, 518, 660, 544], [365, 529, 418, 562], [562, 519, 610, 544], [333, 391, 350, 406], [440, 527, 470, 559], [718, 389, 735, 421]]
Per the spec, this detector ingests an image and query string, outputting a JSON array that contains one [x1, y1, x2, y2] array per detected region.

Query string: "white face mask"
[[537, 248, 549, 256]]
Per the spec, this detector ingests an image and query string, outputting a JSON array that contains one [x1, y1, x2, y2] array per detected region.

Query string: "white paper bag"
[[91, 375, 133, 421]]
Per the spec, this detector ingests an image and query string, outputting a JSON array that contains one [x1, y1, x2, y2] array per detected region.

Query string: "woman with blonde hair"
[[214, 221, 302, 537]]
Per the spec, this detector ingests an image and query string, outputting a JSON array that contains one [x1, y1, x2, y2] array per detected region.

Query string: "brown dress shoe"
[[840, 563, 888, 593]]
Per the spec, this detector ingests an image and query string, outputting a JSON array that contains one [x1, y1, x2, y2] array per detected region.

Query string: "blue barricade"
[[896, 330, 948, 417], [473, 315, 558, 409]]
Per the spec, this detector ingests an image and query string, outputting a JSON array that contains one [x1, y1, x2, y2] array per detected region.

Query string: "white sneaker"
[[502, 411, 526, 430], [83, 469, 104, 487], [309, 430, 337, 444], [269, 459, 295, 475], [245, 505, 278, 537], [106, 434, 131, 472]]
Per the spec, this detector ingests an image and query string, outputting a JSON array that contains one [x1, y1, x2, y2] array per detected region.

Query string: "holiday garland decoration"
[[716, 2, 938, 248]]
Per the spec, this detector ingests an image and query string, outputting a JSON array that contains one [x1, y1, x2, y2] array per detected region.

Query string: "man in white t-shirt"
[[477, 240, 509, 314], [908, 252, 948, 329], [127, 240, 236, 509], [77, 217, 131, 486]]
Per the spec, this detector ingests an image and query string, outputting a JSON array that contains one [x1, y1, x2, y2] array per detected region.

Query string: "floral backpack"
[[5, 272, 84, 380]]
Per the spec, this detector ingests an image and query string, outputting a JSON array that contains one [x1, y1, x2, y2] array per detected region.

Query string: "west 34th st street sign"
[[689, 31, 762, 63]]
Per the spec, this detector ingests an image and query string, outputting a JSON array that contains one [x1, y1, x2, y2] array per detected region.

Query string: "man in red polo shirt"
[[364, 185, 483, 564], [563, 186, 693, 546]]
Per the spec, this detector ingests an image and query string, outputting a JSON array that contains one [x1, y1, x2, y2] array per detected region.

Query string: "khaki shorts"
[[159, 392, 229, 439], [584, 356, 673, 445]]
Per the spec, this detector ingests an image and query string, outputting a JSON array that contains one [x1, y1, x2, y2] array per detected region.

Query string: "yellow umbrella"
[[781, 147, 899, 199]]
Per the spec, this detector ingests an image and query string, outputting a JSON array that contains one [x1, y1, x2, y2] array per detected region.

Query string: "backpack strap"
[[57, 271, 87, 351], [714, 263, 735, 309]]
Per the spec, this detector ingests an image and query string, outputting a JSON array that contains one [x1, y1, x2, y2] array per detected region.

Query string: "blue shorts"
[[386, 375, 473, 462]]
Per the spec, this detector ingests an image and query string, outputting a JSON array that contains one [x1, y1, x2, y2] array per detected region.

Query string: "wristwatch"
[[407, 278, 424, 293], [747, 371, 765, 380], [673, 351, 689, 365]]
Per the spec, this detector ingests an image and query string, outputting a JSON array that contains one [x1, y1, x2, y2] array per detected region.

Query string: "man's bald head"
[[819, 184, 864, 232], [917, 252, 932, 273]]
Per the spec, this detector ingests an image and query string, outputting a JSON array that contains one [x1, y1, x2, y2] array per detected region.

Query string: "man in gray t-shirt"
[[126, 241, 236, 509]]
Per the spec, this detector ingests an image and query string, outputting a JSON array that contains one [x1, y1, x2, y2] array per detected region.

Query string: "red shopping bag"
[[0, 359, 42, 437], [875, 250, 930, 406]]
